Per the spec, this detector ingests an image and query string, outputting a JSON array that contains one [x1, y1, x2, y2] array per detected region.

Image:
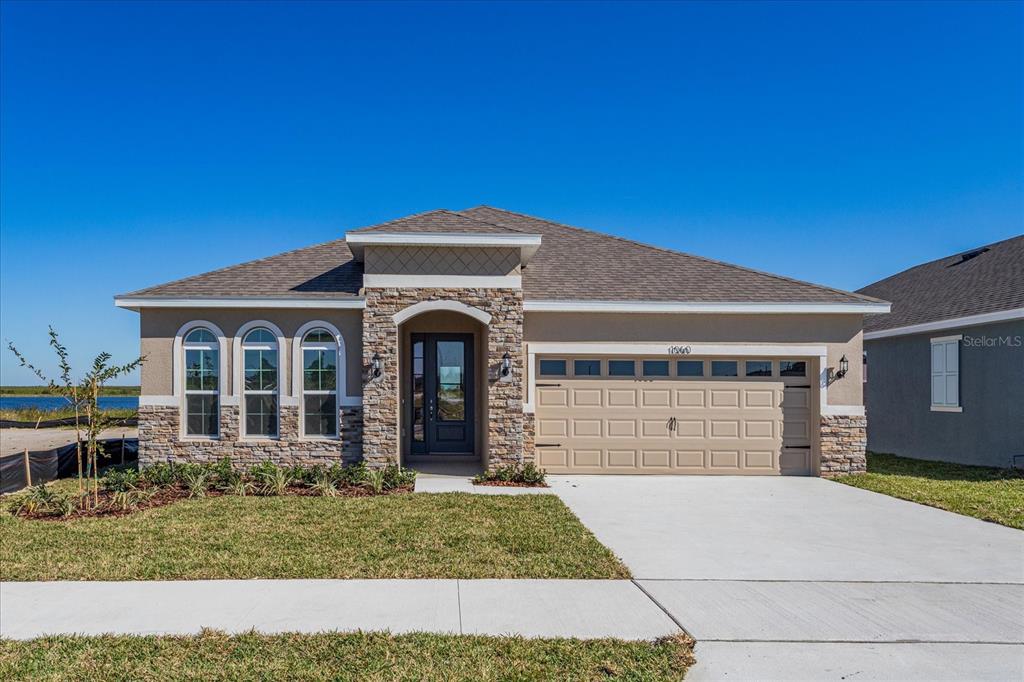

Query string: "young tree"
[[8, 327, 143, 507]]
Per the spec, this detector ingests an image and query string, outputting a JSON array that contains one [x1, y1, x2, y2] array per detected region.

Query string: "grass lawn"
[[0, 493, 629, 581], [0, 631, 693, 681], [834, 452, 1024, 529]]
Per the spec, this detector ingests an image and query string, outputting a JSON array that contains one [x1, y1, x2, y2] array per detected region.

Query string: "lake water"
[[0, 396, 139, 411]]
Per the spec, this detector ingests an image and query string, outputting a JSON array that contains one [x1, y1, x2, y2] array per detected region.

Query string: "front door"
[[410, 333, 474, 455]]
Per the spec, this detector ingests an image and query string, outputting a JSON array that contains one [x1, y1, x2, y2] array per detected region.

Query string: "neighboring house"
[[115, 207, 889, 477], [857, 236, 1024, 469]]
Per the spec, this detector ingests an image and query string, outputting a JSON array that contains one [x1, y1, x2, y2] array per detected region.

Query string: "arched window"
[[242, 327, 279, 437], [183, 327, 219, 436], [301, 328, 338, 437]]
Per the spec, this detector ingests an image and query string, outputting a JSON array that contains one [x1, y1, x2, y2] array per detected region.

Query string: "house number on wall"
[[667, 345, 692, 355]]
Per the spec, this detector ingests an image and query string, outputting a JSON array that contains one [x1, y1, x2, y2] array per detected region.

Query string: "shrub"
[[223, 478, 254, 497], [210, 457, 239, 488], [102, 467, 142, 493], [178, 466, 212, 498], [312, 473, 339, 497], [382, 464, 416, 490], [473, 463, 547, 486], [10, 485, 76, 517], [141, 463, 175, 488], [110, 488, 155, 511], [251, 462, 293, 496], [336, 461, 368, 487], [363, 468, 386, 495]]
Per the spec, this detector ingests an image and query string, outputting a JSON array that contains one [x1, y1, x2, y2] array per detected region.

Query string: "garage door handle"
[[536, 443, 562, 448], [536, 383, 562, 387]]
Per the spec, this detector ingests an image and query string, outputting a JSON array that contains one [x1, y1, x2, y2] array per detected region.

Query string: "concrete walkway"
[[550, 475, 1024, 680], [0, 579, 677, 641]]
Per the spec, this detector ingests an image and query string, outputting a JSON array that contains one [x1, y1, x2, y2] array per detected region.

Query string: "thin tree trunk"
[[74, 394, 83, 496]]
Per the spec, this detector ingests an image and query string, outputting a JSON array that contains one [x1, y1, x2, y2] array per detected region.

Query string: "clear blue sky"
[[1, 1, 1021, 385]]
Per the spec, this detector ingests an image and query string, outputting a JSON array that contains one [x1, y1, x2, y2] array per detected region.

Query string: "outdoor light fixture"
[[836, 355, 849, 379], [371, 352, 382, 379], [501, 351, 512, 377]]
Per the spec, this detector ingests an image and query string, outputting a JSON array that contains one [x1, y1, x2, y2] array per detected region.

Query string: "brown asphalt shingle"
[[123, 206, 884, 306], [857, 234, 1024, 333]]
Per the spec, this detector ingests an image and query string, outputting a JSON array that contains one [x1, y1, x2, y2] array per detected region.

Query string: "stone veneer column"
[[819, 414, 867, 477], [361, 287, 525, 470]]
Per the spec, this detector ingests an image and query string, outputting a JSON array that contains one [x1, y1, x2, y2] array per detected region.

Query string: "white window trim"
[[235, 321, 286, 440], [930, 335, 962, 412], [293, 321, 344, 440], [177, 321, 228, 440]]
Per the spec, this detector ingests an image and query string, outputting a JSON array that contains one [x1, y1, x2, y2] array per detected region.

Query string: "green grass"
[[0, 386, 139, 396], [0, 631, 693, 681], [0, 493, 629, 581], [835, 452, 1024, 529]]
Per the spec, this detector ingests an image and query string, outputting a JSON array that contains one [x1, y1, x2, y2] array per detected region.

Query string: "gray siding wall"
[[864, 320, 1024, 468]]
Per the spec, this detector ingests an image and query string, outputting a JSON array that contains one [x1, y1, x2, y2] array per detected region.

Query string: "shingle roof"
[[123, 206, 884, 306], [857, 234, 1024, 333], [462, 206, 881, 304]]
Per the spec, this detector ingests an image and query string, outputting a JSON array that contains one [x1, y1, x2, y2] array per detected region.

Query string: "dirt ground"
[[0, 427, 138, 457]]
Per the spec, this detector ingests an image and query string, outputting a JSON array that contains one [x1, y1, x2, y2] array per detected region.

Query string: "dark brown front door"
[[410, 333, 474, 455]]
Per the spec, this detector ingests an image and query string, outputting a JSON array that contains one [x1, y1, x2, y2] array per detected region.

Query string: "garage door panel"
[[674, 389, 706, 407], [607, 419, 636, 437], [571, 388, 603, 407], [607, 389, 637, 407], [641, 419, 672, 438], [710, 389, 740, 407], [534, 366, 815, 475], [607, 449, 637, 468]]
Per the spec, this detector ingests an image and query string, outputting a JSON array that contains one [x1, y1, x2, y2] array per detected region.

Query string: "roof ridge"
[[347, 207, 523, 234], [120, 234, 354, 298], [467, 205, 886, 305]]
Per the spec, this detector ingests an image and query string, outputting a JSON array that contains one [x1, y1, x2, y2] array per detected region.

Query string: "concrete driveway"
[[550, 476, 1024, 680]]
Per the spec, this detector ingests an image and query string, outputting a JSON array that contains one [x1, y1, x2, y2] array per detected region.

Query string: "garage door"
[[533, 357, 816, 475]]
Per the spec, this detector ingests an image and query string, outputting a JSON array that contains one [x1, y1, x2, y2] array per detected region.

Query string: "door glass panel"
[[412, 340, 425, 441], [436, 340, 465, 422]]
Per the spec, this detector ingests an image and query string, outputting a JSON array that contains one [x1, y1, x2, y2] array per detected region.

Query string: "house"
[[114, 207, 890, 477], [857, 235, 1024, 469]]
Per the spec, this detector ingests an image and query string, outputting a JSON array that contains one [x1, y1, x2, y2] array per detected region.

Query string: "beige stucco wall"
[[524, 312, 864, 405], [139, 308, 363, 398]]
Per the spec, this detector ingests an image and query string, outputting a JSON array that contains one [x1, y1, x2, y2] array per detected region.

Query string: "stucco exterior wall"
[[139, 308, 363, 398], [525, 312, 865, 405], [864, 320, 1024, 468]]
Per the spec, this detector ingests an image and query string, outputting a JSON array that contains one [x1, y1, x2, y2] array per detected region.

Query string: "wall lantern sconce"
[[500, 351, 512, 378], [371, 353, 382, 379], [831, 354, 849, 381]]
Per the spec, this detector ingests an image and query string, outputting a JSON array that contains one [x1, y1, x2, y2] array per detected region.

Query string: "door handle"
[[667, 417, 677, 432]]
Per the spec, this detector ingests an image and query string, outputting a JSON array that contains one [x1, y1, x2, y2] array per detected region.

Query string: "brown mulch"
[[10, 483, 414, 522], [473, 480, 549, 488]]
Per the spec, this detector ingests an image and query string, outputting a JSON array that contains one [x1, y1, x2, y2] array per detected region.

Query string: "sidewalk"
[[0, 579, 679, 641]]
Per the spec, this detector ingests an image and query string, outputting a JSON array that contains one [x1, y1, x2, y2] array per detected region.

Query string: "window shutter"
[[930, 339, 960, 408]]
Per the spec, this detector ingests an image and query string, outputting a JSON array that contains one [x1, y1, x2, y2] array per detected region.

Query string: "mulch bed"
[[10, 483, 415, 522]]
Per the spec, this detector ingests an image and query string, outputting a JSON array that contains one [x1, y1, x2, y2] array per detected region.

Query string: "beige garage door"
[[533, 357, 816, 475]]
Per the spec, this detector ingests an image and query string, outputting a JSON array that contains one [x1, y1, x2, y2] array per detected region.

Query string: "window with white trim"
[[183, 328, 219, 436], [302, 328, 338, 437], [930, 337, 960, 409], [242, 328, 279, 437]]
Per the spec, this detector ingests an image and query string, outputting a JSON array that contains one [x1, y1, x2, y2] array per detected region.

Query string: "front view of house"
[[116, 207, 889, 477]]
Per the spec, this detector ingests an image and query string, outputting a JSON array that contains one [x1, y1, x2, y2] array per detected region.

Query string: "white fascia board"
[[526, 342, 829, 357], [523, 300, 891, 314], [864, 307, 1024, 340], [345, 232, 543, 264], [114, 297, 366, 310]]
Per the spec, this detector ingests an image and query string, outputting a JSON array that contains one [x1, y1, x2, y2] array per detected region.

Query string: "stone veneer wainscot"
[[818, 414, 867, 477]]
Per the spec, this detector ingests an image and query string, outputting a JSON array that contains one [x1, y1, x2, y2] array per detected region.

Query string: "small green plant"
[[10, 485, 76, 517], [224, 478, 255, 497], [363, 468, 386, 495], [336, 461, 368, 487], [211, 457, 239, 488], [473, 463, 547, 486], [179, 466, 212, 498], [141, 463, 175, 488], [382, 464, 416, 490], [110, 488, 155, 512], [251, 462, 293, 496], [102, 467, 141, 493], [312, 473, 339, 497]]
